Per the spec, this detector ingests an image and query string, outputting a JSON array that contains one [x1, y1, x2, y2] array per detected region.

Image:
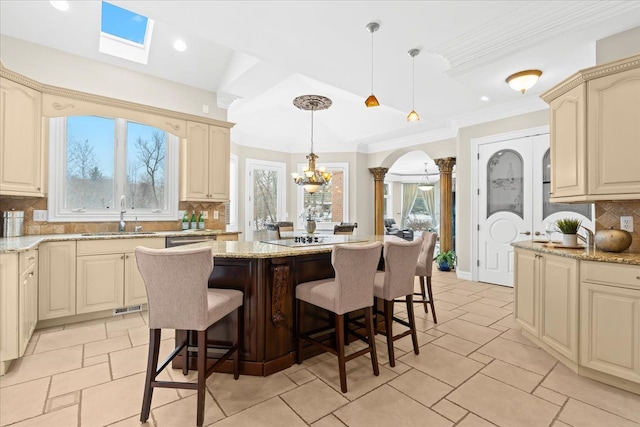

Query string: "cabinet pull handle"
[[28, 256, 35, 260], [120, 255, 124, 260], [534, 231, 541, 236], [29, 272, 34, 277], [520, 231, 531, 236], [125, 255, 129, 259], [637, 276, 640, 280]]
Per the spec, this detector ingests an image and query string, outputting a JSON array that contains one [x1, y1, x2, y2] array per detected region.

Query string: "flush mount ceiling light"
[[50, 1, 69, 11], [291, 95, 333, 193], [365, 22, 380, 107], [506, 69, 542, 94], [407, 48, 420, 122], [173, 39, 187, 52]]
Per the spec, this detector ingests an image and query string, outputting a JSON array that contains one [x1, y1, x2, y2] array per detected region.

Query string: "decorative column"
[[369, 167, 388, 235], [434, 157, 456, 253]]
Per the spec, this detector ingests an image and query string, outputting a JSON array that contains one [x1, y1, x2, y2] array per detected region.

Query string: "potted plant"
[[435, 250, 456, 271], [556, 218, 582, 247]]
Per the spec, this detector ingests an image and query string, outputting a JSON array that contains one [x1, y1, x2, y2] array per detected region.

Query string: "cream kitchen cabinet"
[[0, 77, 45, 197], [514, 248, 579, 363], [1, 249, 38, 375], [181, 121, 230, 202], [542, 54, 640, 202], [580, 261, 640, 384], [39, 241, 76, 320], [76, 237, 164, 314]]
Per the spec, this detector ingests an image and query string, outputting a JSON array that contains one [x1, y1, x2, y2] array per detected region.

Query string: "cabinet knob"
[[29, 272, 34, 277], [520, 231, 531, 236], [37, 187, 41, 191], [120, 255, 125, 260], [636, 276, 640, 280], [534, 232, 541, 236], [125, 255, 129, 259], [28, 256, 35, 260]]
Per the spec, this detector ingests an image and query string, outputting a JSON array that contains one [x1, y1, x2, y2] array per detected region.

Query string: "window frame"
[[47, 116, 179, 222], [295, 162, 349, 231]]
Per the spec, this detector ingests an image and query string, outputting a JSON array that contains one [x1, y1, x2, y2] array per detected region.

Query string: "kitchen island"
[[513, 241, 640, 395]]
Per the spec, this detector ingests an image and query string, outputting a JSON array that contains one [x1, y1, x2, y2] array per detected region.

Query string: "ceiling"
[[1, 1, 640, 173]]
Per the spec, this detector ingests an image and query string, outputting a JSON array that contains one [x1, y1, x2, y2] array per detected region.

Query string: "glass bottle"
[[182, 211, 189, 231], [198, 211, 205, 230], [190, 210, 197, 229]]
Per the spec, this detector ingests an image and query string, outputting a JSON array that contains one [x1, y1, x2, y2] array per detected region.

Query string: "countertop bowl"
[[594, 229, 632, 253]]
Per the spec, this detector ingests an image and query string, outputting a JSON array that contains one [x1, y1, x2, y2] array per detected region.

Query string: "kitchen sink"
[[81, 231, 157, 236]]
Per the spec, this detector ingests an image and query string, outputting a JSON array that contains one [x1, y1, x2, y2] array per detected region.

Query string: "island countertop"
[[511, 240, 640, 266]]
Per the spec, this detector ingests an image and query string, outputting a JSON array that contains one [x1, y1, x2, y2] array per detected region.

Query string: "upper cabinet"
[[0, 77, 45, 197], [542, 55, 640, 203], [181, 121, 230, 202]]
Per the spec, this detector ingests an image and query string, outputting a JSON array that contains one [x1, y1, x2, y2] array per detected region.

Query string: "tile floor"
[[2, 269, 639, 427]]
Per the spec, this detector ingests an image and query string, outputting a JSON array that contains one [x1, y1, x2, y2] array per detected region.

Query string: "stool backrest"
[[135, 246, 213, 330], [331, 242, 382, 314], [275, 221, 294, 232], [265, 223, 281, 240], [416, 231, 438, 277], [381, 238, 422, 300], [333, 224, 355, 235]]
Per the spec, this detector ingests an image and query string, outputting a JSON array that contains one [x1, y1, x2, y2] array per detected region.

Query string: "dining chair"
[[295, 242, 382, 393], [373, 238, 422, 367], [135, 246, 244, 427], [415, 231, 438, 322]]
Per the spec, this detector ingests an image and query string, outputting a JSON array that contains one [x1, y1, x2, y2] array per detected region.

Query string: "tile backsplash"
[[0, 196, 226, 235], [595, 200, 640, 253]]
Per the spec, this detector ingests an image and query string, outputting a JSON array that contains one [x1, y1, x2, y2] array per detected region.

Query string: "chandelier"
[[418, 162, 434, 191], [291, 95, 332, 193]]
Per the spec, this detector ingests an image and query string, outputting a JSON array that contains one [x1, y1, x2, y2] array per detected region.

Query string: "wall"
[[596, 26, 640, 65], [595, 201, 640, 253]]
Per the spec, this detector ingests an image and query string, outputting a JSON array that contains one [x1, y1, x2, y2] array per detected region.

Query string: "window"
[[226, 154, 238, 231], [296, 163, 348, 230], [48, 116, 179, 222], [99, 1, 154, 64]]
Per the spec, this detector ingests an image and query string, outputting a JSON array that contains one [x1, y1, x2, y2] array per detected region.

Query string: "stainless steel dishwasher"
[[165, 234, 218, 247]]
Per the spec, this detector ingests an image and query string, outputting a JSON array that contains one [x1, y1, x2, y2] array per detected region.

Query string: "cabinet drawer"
[[77, 237, 164, 255], [19, 249, 37, 273], [581, 261, 640, 289]]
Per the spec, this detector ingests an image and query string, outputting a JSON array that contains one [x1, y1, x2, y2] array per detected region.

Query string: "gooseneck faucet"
[[578, 225, 595, 255], [119, 195, 126, 232]]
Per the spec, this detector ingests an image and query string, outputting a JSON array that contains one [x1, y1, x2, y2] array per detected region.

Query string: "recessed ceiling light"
[[481, 96, 490, 101], [50, 1, 69, 11], [173, 39, 187, 52]]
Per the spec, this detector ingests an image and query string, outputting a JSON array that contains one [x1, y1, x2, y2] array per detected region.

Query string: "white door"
[[245, 159, 286, 241], [478, 134, 593, 287]]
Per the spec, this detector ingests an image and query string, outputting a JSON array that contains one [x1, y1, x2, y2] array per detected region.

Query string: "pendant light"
[[365, 22, 380, 107], [407, 48, 420, 122]]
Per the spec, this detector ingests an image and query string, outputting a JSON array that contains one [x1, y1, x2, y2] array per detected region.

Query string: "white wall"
[[596, 26, 640, 65]]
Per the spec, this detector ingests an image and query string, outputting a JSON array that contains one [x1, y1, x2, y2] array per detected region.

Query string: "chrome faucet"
[[118, 195, 126, 232], [134, 216, 143, 233], [577, 225, 595, 254]]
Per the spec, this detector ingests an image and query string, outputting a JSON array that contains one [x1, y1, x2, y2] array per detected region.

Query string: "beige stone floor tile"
[[23, 336, 38, 356], [81, 372, 179, 427], [108, 329, 130, 339], [432, 299, 463, 312], [558, 398, 639, 427], [108, 414, 154, 426], [287, 368, 317, 385], [399, 344, 483, 387], [477, 337, 557, 376], [388, 369, 453, 407], [493, 314, 521, 330], [334, 384, 453, 427], [383, 360, 412, 374], [49, 362, 111, 397], [281, 379, 349, 423], [489, 324, 509, 332], [458, 312, 497, 327], [84, 353, 109, 367], [312, 414, 345, 427], [6, 405, 78, 427], [474, 288, 514, 302], [432, 398, 468, 422], [503, 302, 514, 310], [475, 297, 510, 308], [448, 374, 560, 427], [0, 345, 82, 388], [426, 308, 466, 324], [307, 355, 398, 400], [105, 316, 146, 333], [84, 334, 132, 358], [499, 328, 539, 348], [448, 288, 479, 297], [208, 371, 296, 416], [393, 329, 437, 353], [457, 413, 498, 426], [424, 328, 447, 338], [480, 360, 543, 393], [45, 391, 79, 412], [468, 352, 494, 365], [447, 282, 494, 292], [0, 377, 49, 426], [411, 313, 437, 331], [435, 291, 481, 306], [434, 318, 502, 345], [63, 316, 115, 329], [211, 396, 307, 427], [33, 323, 106, 353], [151, 392, 225, 426], [456, 301, 511, 320], [431, 333, 481, 356], [110, 339, 175, 379], [31, 325, 64, 337], [541, 363, 640, 423], [128, 324, 152, 346], [552, 421, 572, 427], [165, 367, 198, 398], [532, 386, 568, 406]]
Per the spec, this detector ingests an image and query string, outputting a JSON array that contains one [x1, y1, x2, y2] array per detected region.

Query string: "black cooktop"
[[261, 235, 367, 247]]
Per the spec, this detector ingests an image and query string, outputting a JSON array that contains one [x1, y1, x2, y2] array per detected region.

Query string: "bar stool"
[[265, 223, 281, 239], [275, 221, 294, 232], [135, 246, 244, 427], [415, 231, 438, 322], [373, 238, 422, 367], [295, 242, 382, 393], [333, 224, 355, 235]]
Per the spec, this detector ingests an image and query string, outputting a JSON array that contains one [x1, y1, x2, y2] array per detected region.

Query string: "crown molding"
[[217, 91, 241, 110]]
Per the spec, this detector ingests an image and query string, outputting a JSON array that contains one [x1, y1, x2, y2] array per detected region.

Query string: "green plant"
[[556, 218, 582, 234], [435, 250, 456, 267]]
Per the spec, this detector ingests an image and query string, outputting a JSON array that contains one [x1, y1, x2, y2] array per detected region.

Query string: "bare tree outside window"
[[126, 123, 166, 210], [253, 169, 278, 232]]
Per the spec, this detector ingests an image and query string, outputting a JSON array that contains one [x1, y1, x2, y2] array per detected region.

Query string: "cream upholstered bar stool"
[[415, 231, 438, 322], [373, 238, 422, 367], [275, 221, 294, 232], [295, 242, 382, 393], [135, 246, 243, 427], [333, 224, 355, 235], [265, 223, 281, 240]]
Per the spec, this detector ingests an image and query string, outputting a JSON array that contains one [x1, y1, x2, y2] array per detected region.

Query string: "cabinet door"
[[208, 125, 230, 201], [182, 121, 210, 201], [0, 78, 44, 196], [77, 254, 124, 314], [0, 254, 19, 362], [580, 282, 640, 384], [549, 84, 586, 199], [18, 264, 37, 357], [39, 242, 77, 320], [216, 234, 238, 241], [124, 252, 147, 306], [587, 67, 640, 196], [514, 249, 539, 336], [539, 254, 578, 362]]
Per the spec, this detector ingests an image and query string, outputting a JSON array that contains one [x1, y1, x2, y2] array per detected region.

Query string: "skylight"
[[99, 1, 154, 64]]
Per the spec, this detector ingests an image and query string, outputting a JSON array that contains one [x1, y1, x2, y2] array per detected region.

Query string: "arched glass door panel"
[[487, 150, 524, 219], [542, 149, 591, 219]]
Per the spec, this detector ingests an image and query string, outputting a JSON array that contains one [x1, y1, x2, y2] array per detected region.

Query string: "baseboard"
[[456, 269, 472, 281]]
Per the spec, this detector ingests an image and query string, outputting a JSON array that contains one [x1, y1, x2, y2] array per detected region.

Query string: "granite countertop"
[[0, 230, 241, 253], [512, 240, 640, 266]]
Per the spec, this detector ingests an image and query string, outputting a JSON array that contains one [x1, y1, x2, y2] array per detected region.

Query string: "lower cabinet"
[[39, 241, 76, 320], [580, 261, 640, 384]]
